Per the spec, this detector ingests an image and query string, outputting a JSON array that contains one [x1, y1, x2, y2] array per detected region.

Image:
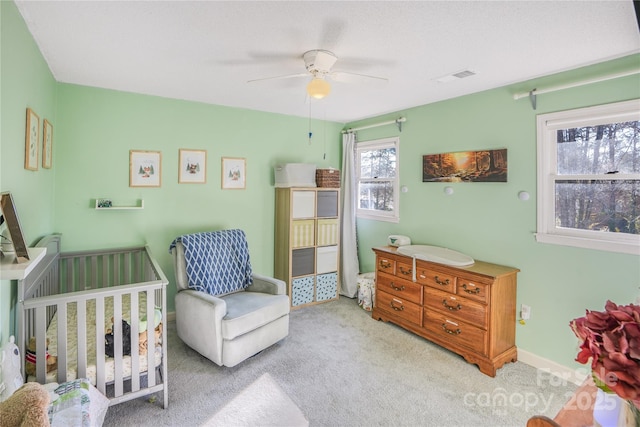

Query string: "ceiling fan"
[[248, 49, 388, 99]]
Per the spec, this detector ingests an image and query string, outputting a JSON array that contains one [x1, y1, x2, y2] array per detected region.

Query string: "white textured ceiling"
[[14, 0, 640, 123]]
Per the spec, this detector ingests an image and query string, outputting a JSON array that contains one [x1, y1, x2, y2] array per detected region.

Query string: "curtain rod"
[[342, 117, 406, 134], [513, 68, 640, 101]]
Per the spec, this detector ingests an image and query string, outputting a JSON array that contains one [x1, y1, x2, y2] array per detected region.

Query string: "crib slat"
[[91, 255, 98, 289], [95, 296, 106, 395], [56, 303, 68, 384], [130, 291, 140, 392], [113, 294, 124, 397], [146, 290, 156, 388], [35, 305, 47, 384], [76, 300, 88, 379]]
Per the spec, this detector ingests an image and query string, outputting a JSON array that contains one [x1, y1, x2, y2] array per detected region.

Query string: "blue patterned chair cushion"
[[169, 229, 252, 295]]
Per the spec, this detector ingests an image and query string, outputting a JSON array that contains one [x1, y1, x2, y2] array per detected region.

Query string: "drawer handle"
[[442, 323, 461, 335], [380, 260, 392, 269], [399, 267, 412, 276], [442, 300, 462, 311], [434, 276, 450, 286], [390, 282, 405, 292], [462, 284, 481, 295], [390, 301, 405, 311]]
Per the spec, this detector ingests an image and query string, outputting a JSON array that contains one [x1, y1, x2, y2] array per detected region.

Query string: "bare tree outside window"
[[536, 99, 640, 255], [356, 137, 399, 222]]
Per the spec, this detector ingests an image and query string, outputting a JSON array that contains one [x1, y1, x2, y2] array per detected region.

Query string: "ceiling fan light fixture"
[[307, 77, 331, 99]]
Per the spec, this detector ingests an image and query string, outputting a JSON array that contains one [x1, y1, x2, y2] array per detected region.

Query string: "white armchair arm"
[[248, 273, 286, 295], [175, 289, 227, 365]]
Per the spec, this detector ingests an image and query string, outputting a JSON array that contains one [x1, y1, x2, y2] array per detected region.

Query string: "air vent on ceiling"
[[435, 69, 477, 83]]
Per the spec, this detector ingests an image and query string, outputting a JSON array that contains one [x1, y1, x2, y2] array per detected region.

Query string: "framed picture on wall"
[[179, 149, 207, 184], [130, 150, 162, 187], [221, 157, 246, 189], [25, 108, 39, 171], [42, 119, 53, 169]]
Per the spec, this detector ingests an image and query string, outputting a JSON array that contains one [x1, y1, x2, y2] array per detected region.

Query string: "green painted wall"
[[53, 83, 342, 315], [347, 54, 640, 373], [1, 1, 57, 346]]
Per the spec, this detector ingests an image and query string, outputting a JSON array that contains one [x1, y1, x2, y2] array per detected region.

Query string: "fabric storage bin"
[[292, 191, 316, 219], [357, 272, 376, 311], [292, 219, 315, 248], [316, 191, 338, 217], [316, 273, 338, 301], [316, 218, 339, 246], [316, 245, 338, 274], [275, 163, 317, 188], [292, 247, 315, 277], [292, 276, 314, 306]]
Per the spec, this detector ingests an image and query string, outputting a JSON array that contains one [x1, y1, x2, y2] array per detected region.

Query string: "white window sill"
[[535, 232, 640, 255], [357, 212, 399, 223]]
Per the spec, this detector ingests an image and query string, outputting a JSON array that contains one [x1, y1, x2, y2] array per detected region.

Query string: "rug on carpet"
[[204, 373, 309, 427]]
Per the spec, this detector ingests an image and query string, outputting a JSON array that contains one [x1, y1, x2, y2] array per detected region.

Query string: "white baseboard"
[[167, 311, 176, 322], [518, 348, 588, 386]]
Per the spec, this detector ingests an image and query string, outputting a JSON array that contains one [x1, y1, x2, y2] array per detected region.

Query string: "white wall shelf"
[[94, 199, 144, 210]]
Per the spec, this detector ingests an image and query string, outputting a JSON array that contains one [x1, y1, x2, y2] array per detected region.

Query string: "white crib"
[[17, 234, 169, 408]]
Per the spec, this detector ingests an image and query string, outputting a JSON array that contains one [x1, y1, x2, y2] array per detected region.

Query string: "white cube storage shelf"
[[275, 187, 341, 309]]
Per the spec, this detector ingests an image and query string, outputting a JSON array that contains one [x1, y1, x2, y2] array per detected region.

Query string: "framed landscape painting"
[[423, 149, 507, 183]]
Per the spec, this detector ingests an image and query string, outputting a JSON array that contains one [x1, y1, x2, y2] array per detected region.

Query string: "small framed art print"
[[25, 108, 39, 171], [130, 150, 162, 187], [221, 157, 246, 189], [179, 149, 206, 184], [43, 119, 53, 169]]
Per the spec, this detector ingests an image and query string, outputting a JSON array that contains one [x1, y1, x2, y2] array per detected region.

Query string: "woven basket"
[[316, 169, 340, 188]]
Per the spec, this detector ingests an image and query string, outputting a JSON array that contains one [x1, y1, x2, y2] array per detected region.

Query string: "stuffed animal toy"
[[138, 322, 162, 355], [25, 337, 57, 377], [105, 318, 132, 357], [0, 382, 50, 427]]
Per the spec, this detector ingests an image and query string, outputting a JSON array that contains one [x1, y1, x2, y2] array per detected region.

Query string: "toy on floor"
[[25, 337, 58, 377], [0, 382, 50, 427], [0, 336, 24, 401]]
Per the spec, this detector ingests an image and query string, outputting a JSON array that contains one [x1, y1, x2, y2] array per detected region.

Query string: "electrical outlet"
[[521, 304, 531, 320]]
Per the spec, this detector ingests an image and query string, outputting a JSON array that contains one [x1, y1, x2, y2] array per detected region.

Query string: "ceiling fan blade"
[[247, 73, 308, 83], [329, 71, 388, 83]]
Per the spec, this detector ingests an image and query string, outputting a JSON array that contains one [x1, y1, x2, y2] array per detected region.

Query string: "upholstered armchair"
[[170, 230, 290, 367]]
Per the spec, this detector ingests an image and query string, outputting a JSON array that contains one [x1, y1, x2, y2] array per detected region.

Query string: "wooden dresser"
[[372, 246, 519, 376]]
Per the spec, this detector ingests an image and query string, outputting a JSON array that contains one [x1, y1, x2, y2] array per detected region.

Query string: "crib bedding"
[[35, 292, 162, 386]]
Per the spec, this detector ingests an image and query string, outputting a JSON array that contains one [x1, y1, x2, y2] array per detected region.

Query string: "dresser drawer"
[[396, 261, 414, 280], [377, 256, 396, 275], [424, 287, 487, 329], [377, 272, 422, 304], [376, 291, 422, 326], [456, 276, 490, 304], [416, 267, 456, 293], [423, 310, 486, 355]]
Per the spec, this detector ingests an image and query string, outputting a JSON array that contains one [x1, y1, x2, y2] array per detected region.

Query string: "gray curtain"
[[340, 131, 360, 297]]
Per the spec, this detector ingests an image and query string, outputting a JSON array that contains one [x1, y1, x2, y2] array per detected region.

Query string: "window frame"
[[535, 99, 640, 255], [356, 136, 400, 223]]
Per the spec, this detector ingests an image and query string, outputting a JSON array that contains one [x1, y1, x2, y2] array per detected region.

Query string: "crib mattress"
[[33, 293, 163, 386]]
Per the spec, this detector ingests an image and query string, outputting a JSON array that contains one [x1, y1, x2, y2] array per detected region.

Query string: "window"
[[356, 137, 399, 222], [536, 99, 640, 254]]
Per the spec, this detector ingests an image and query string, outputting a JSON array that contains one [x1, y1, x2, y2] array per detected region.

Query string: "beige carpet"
[[205, 373, 308, 427]]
